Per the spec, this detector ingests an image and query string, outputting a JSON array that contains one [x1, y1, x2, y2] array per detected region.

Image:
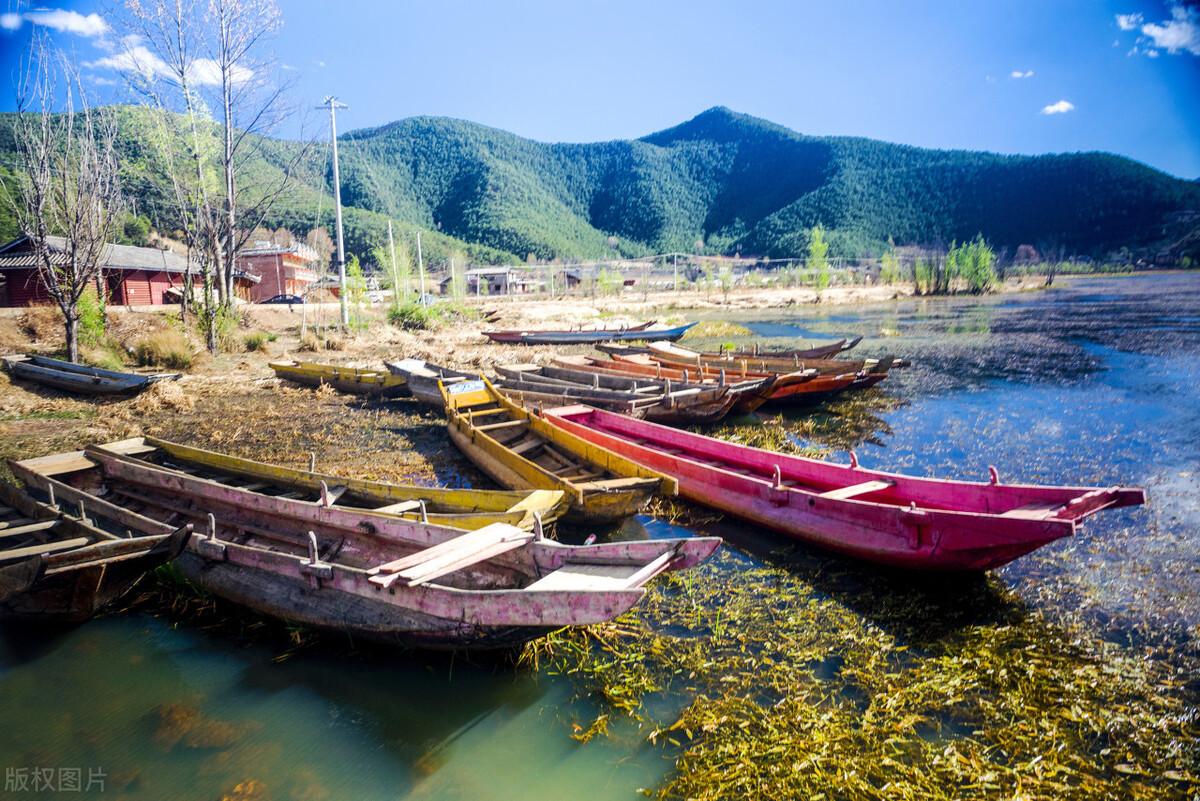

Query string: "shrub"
[[81, 343, 125, 371], [298, 332, 321, 352], [134, 330, 193, 369], [77, 286, 106, 347], [388, 301, 436, 330], [243, 331, 275, 352]]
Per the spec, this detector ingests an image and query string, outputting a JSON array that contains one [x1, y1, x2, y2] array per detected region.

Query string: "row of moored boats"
[[0, 328, 1145, 650]]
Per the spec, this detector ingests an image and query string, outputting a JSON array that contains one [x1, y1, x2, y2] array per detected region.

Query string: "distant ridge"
[[1, 105, 1197, 263]]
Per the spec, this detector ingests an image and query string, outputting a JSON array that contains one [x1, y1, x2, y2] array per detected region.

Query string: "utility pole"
[[387, 220, 403, 302], [318, 96, 349, 327], [416, 230, 426, 301]]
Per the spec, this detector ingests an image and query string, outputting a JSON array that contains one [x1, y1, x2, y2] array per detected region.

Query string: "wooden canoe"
[[0, 481, 190, 622], [78, 436, 570, 532], [495, 363, 740, 424], [550, 354, 776, 413], [485, 320, 655, 344], [605, 352, 856, 404], [617, 341, 900, 377], [270, 360, 409, 397], [441, 378, 676, 524], [10, 446, 717, 648], [385, 359, 479, 408], [483, 321, 695, 345], [494, 375, 652, 418], [596, 336, 864, 361], [2, 354, 180, 396], [543, 405, 1147, 571]]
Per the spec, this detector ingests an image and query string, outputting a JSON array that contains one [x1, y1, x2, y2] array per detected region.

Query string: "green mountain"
[[3, 105, 1198, 264], [335, 106, 1200, 261]]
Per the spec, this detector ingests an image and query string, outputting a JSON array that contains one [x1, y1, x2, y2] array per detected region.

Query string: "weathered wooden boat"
[[495, 363, 740, 424], [543, 405, 1147, 571], [494, 375, 652, 418], [442, 378, 676, 523], [2, 353, 180, 396], [270, 360, 409, 397], [78, 436, 570, 532], [11, 444, 717, 648], [0, 481, 190, 622], [603, 341, 900, 377], [483, 321, 696, 345], [385, 359, 480, 408], [607, 351, 859, 403], [599, 337, 864, 361], [720, 336, 863, 359], [483, 320, 653, 344], [550, 354, 777, 413]]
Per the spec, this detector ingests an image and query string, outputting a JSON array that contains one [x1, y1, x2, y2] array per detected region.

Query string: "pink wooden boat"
[[541, 405, 1146, 571], [11, 441, 719, 649]]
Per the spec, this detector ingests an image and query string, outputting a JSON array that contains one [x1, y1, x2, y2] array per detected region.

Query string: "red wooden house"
[[0, 236, 259, 307], [236, 241, 322, 301]]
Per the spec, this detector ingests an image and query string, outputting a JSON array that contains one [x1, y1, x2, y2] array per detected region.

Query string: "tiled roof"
[[0, 236, 190, 273]]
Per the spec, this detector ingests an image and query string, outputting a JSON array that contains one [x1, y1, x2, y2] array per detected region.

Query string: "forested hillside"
[[2, 105, 1197, 264]]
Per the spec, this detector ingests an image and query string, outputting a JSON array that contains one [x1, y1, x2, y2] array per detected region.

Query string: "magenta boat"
[[542, 405, 1146, 571]]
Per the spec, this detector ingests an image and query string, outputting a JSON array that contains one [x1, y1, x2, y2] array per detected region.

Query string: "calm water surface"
[[1, 273, 1196, 799]]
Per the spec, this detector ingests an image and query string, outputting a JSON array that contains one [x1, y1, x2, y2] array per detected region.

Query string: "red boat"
[[541, 405, 1146, 571], [606, 352, 862, 403]]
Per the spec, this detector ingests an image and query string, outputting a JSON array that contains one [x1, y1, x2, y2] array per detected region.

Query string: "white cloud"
[[1041, 99, 1075, 115], [86, 45, 170, 82], [87, 47, 253, 87], [314, 60, 326, 68], [1117, 5, 1200, 57], [1010, 69, 1034, 79], [23, 9, 109, 37], [1141, 5, 1200, 55], [0, 12, 21, 30], [1116, 13, 1143, 31]]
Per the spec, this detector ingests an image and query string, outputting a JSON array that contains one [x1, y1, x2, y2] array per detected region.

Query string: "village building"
[[438, 266, 544, 295], [235, 241, 322, 301], [0, 235, 259, 307]]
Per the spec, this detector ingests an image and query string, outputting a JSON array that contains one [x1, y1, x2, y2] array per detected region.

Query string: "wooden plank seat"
[[371, 500, 424, 515], [818, 480, 895, 500], [999, 502, 1062, 519], [0, 537, 91, 563], [476, 420, 527, 433], [0, 520, 60, 539], [525, 551, 674, 592], [368, 525, 535, 588], [509, 438, 543, 456]]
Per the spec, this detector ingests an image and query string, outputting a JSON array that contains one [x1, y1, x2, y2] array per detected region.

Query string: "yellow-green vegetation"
[[680, 320, 753, 339], [242, 331, 276, 352], [134, 330, 194, 369], [525, 555, 1197, 801]]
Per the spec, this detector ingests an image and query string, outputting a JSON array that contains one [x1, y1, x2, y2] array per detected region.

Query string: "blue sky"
[[2, 0, 1199, 177]]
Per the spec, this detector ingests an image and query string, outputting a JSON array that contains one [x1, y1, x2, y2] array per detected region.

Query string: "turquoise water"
[[1, 273, 1196, 799]]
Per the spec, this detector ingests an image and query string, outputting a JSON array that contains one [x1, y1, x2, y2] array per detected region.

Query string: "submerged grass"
[[524, 553, 1199, 800]]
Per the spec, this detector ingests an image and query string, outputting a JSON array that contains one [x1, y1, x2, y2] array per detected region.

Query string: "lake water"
[[1, 273, 1196, 799]]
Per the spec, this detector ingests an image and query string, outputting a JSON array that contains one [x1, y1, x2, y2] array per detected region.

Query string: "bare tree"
[[10, 36, 123, 362], [118, 0, 312, 351]]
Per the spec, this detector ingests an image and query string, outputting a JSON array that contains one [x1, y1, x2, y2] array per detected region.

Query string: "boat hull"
[[3, 354, 178, 396], [270, 361, 409, 398], [543, 406, 1146, 571], [484, 322, 695, 345]]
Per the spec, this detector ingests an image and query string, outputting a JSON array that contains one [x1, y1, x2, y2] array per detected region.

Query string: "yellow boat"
[[91, 436, 569, 532], [270, 360, 409, 397], [441, 379, 676, 524]]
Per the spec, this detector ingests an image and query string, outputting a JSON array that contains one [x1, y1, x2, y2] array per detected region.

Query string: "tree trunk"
[[64, 314, 79, 363]]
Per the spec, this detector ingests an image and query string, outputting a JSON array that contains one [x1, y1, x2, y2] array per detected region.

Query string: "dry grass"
[[134, 330, 195, 369]]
